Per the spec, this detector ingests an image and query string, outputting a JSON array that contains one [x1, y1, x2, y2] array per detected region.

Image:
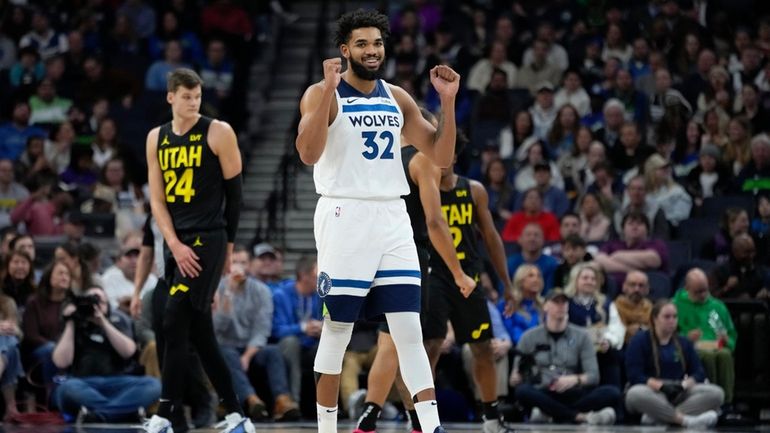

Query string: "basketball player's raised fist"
[[429, 65, 460, 98], [322, 58, 342, 90]]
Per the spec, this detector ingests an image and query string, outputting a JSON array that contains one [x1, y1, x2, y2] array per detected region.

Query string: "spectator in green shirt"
[[673, 268, 737, 404]]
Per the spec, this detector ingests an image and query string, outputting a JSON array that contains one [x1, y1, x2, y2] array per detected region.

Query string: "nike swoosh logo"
[[346, 98, 360, 103], [431, 402, 437, 406], [326, 409, 338, 413]]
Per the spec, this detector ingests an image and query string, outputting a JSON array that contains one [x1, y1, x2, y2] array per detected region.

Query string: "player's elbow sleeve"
[[224, 174, 243, 242]]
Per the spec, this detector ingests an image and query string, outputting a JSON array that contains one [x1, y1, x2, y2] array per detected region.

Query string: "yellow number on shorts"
[[163, 169, 196, 203], [449, 227, 466, 260]]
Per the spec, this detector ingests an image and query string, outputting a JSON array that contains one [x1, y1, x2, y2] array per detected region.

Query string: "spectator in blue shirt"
[[513, 162, 569, 217], [499, 264, 543, 344], [144, 40, 190, 92], [0, 101, 47, 161], [271, 255, 321, 406], [507, 223, 559, 293]]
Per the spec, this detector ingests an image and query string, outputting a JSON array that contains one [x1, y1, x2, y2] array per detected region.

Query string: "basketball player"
[[130, 215, 213, 429], [354, 110, 475, 433], [421, 134, 513, 433], [296, 9, 459, 433], [142, 68, 254, 433]]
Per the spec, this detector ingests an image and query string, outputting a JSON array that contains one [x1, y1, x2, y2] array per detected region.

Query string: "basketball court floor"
[[1, 420, 768, 433]]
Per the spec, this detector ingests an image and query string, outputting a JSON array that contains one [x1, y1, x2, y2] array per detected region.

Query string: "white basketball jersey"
[[313, 79, 409, 199]]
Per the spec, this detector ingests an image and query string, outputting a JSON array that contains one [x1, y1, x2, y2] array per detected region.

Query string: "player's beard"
[[349, 55, 384, 81]]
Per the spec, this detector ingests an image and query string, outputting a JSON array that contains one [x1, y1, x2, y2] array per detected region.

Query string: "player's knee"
[[469, 340, 493, 359], [313, 320, 354, 375]]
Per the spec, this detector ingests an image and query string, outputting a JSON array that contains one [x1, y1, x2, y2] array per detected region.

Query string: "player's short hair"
[[334, 9, 390, 47], [167, 68, 203, 92]]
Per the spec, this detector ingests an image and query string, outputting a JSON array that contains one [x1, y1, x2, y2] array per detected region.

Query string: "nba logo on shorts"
[[317, 271, 332, 297], [335, 206, 341, 217]]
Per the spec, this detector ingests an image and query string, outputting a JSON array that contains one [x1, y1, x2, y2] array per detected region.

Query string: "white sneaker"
[[641, 413, 659, 425], [143, 415, 174, 433], [585, 407, 616, 425], [347, 389, 367, 420], [216, 412, 256, 433], [683, 410, 718, 430], [529, 408, 552, 423]]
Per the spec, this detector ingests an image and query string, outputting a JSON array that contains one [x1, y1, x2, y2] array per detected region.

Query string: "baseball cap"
[[699, 144, 720, 160], [536, 81, 554, 93], [544, 288, 570, 303], [253, 242, 277, 258]]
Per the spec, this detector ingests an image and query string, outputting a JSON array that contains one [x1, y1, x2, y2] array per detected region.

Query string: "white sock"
[[414, 400, 441, 433], [317, 403, 338, 433]]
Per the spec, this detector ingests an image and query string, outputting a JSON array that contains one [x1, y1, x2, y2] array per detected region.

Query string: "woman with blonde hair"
[[643, 154, 693, 227], [564, 263, 623, 387], [723, 116, 752, 175], [564, 263, 607, 328], [499, 264, 544, 344]]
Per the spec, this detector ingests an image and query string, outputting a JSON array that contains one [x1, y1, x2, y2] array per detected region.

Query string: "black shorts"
[[379, 243, 430, 335], [165, 229, 227, 311], [422, 269, 492, 345]]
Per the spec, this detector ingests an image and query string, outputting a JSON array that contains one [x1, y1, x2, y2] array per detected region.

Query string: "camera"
[[72, 294, 100, 321]]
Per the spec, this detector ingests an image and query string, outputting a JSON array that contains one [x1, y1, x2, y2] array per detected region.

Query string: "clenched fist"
[[429, 65, 460, 98], [323, 58, 342, 90]]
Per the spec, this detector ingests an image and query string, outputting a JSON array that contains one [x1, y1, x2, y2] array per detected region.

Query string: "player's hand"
[[502, 287, 516, 317], [454, 272, 476, 298], [429, 65, 460, 99], [170, 240, 201, 278], [130, 294, 142, 319], [322, 58, 342, 90], [509, 370, 522, 386]]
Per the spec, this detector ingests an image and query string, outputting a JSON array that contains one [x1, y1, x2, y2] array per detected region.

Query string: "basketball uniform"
[[156, 115, 227, 310], [313, 79, 421, 323], [423, 177, 492, 344]]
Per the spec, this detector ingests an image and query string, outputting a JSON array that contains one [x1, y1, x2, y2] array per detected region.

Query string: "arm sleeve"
[[223, 174, 242, 242], [142, 215, 154, 247]]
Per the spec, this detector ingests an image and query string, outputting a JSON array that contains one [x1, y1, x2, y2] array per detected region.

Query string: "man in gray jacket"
[[214, 245, 300, 422], [510, 289, 620, 425]]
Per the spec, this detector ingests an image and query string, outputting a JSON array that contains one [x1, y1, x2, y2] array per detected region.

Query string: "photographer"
[[51, 285, 160, 421], [510, 289, 620, 425], [625, 300, 723, 428]]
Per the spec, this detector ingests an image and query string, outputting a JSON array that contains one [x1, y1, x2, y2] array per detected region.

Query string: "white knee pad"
[[386, 312, 434, 396], [313, 319, 354, 375]]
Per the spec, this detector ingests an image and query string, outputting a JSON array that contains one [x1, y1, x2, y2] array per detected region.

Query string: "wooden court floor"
[[1, 420, 769, 433]]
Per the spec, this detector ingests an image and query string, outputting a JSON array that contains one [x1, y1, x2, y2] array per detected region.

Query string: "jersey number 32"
[[361, 131, 395, 160]]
